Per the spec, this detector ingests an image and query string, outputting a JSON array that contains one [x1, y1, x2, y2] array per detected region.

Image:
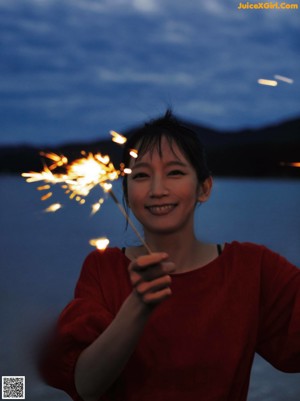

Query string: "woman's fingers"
[[135, 275, 173, 304], [135, 275, 172, 295], [129, 261, 175, 283], [128, 252, 175, 305], [134, 252, 168, 269], [143, 288, 172, 304], [129, 252, 175, 279]]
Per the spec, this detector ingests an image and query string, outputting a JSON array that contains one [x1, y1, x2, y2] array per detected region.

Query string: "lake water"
[[0, 176, 300, 400]]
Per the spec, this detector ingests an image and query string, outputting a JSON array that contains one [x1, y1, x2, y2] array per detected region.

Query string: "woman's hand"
[[75, 252, 175, 401], [128, 252, 175, 306]]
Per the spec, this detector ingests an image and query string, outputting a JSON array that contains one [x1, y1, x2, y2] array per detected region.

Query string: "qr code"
[[2, 376, 25, 399]]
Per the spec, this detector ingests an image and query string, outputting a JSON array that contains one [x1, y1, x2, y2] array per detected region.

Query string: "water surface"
[[0, 176, 299, 400]]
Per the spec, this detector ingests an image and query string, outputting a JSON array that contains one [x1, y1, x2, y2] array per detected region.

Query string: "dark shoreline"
[[1, 116, 300, 178]]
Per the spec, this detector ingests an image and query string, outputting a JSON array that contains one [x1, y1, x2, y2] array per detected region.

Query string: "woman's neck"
[[143, 231, 209, 274], [125, 229, 219, 274], [145, 230, 196, 253]]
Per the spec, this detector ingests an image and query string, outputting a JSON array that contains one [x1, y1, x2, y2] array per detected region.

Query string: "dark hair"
[[122, 110, 211, 203]]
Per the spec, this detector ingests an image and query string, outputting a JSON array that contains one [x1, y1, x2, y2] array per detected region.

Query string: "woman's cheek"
[[127, 183, 144, 209]]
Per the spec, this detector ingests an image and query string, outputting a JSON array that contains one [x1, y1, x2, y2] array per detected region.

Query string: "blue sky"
[[1, 0, 299, 145]]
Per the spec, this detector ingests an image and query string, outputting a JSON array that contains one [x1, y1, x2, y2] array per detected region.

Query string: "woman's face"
[[126, 136, 203, 236]]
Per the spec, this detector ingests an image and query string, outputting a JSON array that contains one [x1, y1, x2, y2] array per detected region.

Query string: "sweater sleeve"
[[256, 247, 300, 372], [39, 251, 115, 401]]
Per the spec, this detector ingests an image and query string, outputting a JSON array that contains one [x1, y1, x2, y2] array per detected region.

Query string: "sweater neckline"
[[169, 242, 229, 278], [119, 243, 229, 278]]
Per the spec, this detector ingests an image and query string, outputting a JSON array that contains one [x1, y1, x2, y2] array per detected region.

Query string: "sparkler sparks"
[[258, 79, 278, 87], [37, 185, 51, 191], [22, 152, 120, 206], [89, 237, 110, 250], [274, 75, 294, 84], [110, 130, 127, 144], [281, 162, 300, 168], [22, 133, 151, 253], [91, 198, 104, 215], [41, 192, 53, 201], [44, 203, 62, 213], [258, 75, 294, 87], [129, 149, 138, 159], [39, 152, 68, 170]]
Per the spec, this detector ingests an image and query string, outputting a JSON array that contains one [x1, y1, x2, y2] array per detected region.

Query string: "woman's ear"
[[198, 176, 213, 203]]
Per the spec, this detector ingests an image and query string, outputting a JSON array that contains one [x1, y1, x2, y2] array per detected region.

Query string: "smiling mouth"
[[145, 204, 177, 216]]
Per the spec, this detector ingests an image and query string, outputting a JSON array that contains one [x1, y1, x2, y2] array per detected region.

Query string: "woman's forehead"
[[131, 136, 187, 165]]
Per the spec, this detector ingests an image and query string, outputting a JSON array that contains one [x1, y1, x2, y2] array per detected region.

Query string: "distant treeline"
[[1, 117, 300, 178]]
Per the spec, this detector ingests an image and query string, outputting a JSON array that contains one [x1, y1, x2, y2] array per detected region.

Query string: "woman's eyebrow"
[[165, 160, 188, 168], [132, 160, 188, 170], [131, 162, 151, 170]]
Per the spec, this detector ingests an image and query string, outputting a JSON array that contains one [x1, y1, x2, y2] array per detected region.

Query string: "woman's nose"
[[149, 176, 169, 198]]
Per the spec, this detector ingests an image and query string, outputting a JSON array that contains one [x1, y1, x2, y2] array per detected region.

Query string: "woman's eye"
[[132, 172, 149, 180], [168, 170, 185, 176]]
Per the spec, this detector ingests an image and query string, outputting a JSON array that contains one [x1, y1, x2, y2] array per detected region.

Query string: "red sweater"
[[40, 242, 300, 401]]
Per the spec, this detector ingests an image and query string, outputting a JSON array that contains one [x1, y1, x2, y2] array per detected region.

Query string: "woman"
[[40, 111, 300, 401]]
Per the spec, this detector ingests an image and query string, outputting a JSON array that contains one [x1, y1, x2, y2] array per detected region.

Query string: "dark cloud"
[[0, 0, 299, 144]]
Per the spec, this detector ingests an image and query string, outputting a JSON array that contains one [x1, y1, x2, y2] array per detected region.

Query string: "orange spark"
[[40, 152, 68, 170], [285, 162, 300, 168], [101, 182, 113, 192], [89, 237, 110, 250], [258, 79, 278, 87], [91, 198, 104, 215], [110, 130, 127, 144], [44, 203, 62, 212], [22, 165, 66, 184], [41, 192, 53, 201], [37, 185, 51, 190], [129, 149, 138, 159]]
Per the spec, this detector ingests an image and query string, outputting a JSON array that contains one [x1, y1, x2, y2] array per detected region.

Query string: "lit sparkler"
[[22, 140, 152, 253], [108, 189, 152, 254]]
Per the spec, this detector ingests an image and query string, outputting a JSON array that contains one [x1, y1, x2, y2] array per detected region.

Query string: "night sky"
[[1, 0, 299, 145]]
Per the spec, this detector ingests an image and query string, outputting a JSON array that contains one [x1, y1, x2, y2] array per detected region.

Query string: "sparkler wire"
[[108, 190, 152, 254]]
